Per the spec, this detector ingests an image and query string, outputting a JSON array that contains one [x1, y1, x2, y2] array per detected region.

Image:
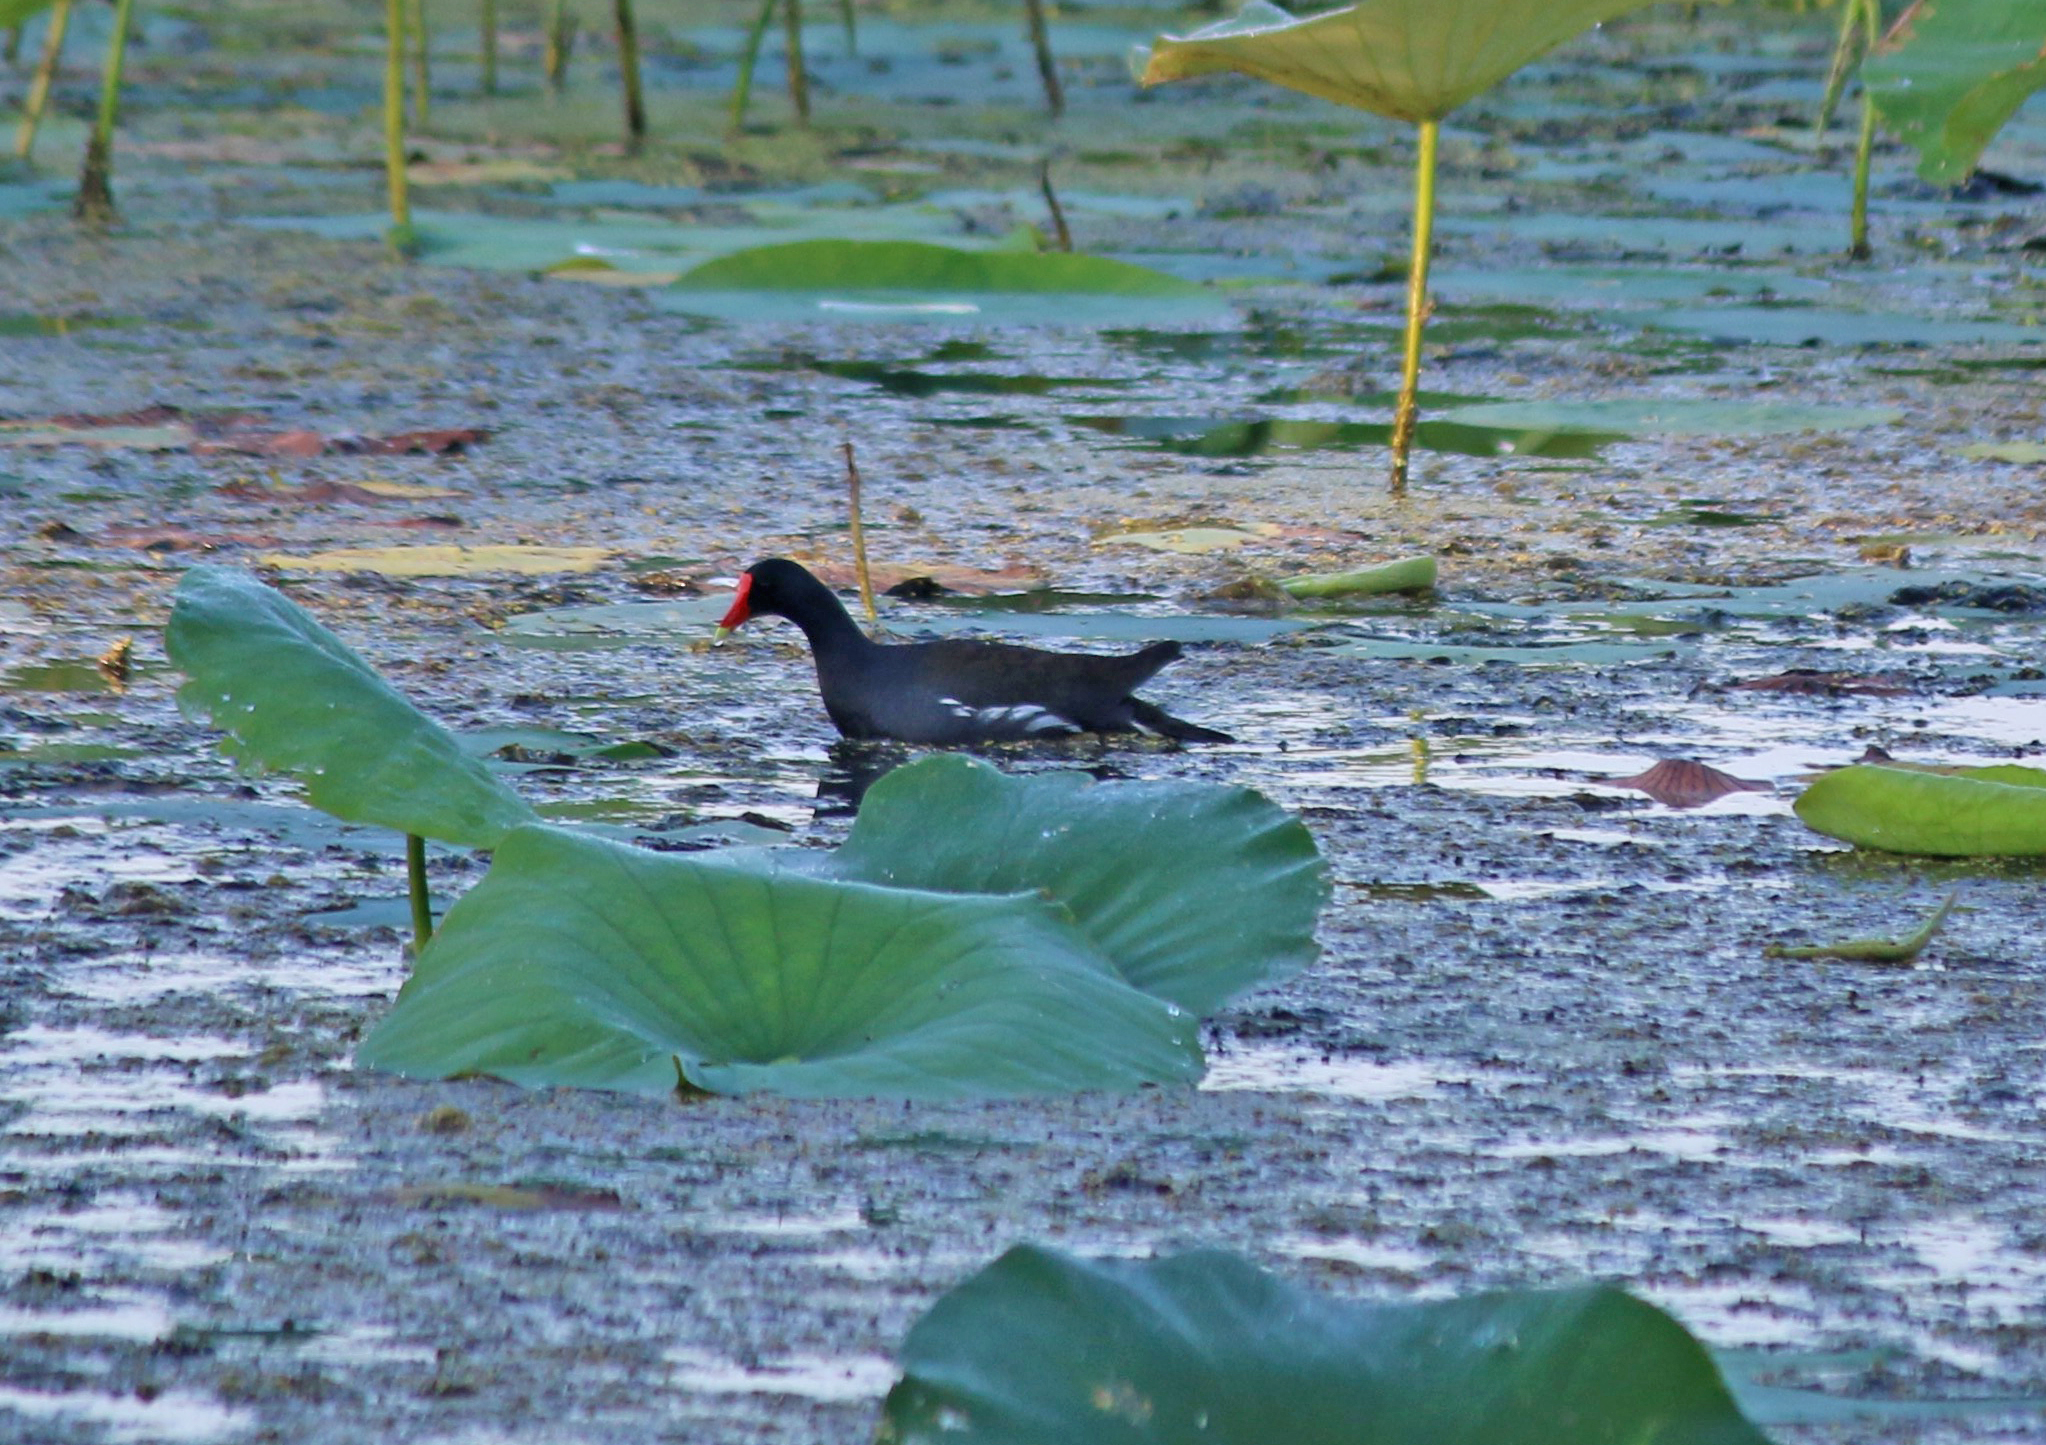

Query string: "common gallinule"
[[715, 558, 1234, 745]]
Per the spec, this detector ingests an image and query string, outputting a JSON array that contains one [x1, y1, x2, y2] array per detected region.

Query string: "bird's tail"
[[1130, 699, 1235, 744]]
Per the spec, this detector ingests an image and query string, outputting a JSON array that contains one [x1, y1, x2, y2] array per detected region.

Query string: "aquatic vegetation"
[[1140, 0, 1677, 494], [166, 570, 1326, 1101], [1795, 761, 2046, 856], [879, 1245, 1771, 1444], [1865, 0, 2046, 187]]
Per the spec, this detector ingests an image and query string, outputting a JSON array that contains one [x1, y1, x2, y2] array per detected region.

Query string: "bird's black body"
[[719, 558, 1233, 745]]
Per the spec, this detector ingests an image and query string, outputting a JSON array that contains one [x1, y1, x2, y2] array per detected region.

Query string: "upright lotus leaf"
[[1140, 0, 1672, 123], [821, 756, 1328, 1014], [1795, 762, 2046, 857], [357, 826, 1205, 1099], [1864, 0, 2046, 185], [165, 566, 535, 849], [879, 1246, 1771, 1445], [1141, 0, 1677, 494]]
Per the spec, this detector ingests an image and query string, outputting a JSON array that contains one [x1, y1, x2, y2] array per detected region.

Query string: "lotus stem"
[[837, 0, 856, 55], [71, 0, 135, 227], [480, 0, 497, 94], [1038, 158, 1071, 251], [545, 0, 572, 96], [384, 0, 413, 246], [1812, 0, 1861, 139], [729, 0, 777, 130], [1023, 0, 1063, 117], [12, 0, 73, 164], [843, 440, 879, 630], [615, 0, 645, 153], [1848, 0, 1879, 261], [1388, 118, 1439, 497], [783, 0, 809, 124], [408, 0, 431, 126], [407, 833, 434, 951]]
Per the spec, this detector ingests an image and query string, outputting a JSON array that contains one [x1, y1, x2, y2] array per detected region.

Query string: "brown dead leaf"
[[799, 559, 1045, 595], [390, 1182, 625, 1212], [1611, 758, 1772, 809], [1730, 670, 1912, 698], [95, 524, 285, 551], [343, 428, 490, 456]]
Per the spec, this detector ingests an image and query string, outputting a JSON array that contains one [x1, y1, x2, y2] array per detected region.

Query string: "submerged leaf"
[[357, 824, 1204, 1100], [165, 567, 537, 849], [1140, 0, 1675, 123], [1795, 762, 2046, 856], [1864, 0, 2046, 185], [881, 1245, 1771, 1445], [820, 756, 1327, 1014]]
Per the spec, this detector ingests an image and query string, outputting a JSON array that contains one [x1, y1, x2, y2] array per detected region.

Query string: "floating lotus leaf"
[[818, 756, 1327, 1014], [672, 239, 1201, 296], [1864, 0, 2046, 185], [1139, 0, 1676, 122], [357, 825, 1204, 1100], [880, 1245, 1770, 1445], [1795, 762, 2046, 857], [165, 567, 536, 849]]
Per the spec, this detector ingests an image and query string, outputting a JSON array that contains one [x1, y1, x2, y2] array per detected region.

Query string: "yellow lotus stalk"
[[1141, 0, 1691, 494]]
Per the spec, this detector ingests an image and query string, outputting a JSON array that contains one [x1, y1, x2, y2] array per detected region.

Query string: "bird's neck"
[[777, 576, 874, 661]]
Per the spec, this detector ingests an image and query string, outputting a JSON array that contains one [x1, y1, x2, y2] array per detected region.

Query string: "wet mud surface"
[[5, 2, 2046, 1440]]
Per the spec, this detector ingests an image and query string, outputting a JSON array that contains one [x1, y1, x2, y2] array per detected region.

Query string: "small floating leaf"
[[1960, 442, 2046, 464], [165, 567, 537, 849], [673, 239, 1200, 296], [1438, 399, 1904, 437], [1279, 556, 1436, 599], [357, 824, 1204, 1100], [881, 1245, 1771, 1445], [1794, 763, 2046, 856]]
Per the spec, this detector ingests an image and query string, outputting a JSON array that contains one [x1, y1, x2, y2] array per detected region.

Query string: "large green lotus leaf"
[[670, 240, 1201, 297], [1140, 0, 1678, 123], [1864, 0, 2046, 185], [819, 756, 1327, 1015], [878, 1246, 1771, 1445], [164, 567, 536, 849], [1795, 762, 2046, 856], [357, 825, 1205, 1100], [0, 0, 57, 25]]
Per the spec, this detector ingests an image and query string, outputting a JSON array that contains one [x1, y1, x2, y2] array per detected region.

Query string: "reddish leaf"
[[1611, 758, 1772, 808], [339, 428, 491, 456], [1731, 670, 1912, 697], [95, 524, 283, 551]]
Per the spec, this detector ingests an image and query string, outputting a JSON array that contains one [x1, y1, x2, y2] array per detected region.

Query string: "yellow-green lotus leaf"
[[1141, 0, 1684, 123]]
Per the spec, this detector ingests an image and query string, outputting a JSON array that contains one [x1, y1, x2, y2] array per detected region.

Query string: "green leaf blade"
[[1864, 0, 2046, 185], [1794, 763, 2046, 856], [164, 566, 536, 848], [882, 1245, 1771, 1445], [358, 825, 1206, 1100], [823, 756, 1328, 1014]]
